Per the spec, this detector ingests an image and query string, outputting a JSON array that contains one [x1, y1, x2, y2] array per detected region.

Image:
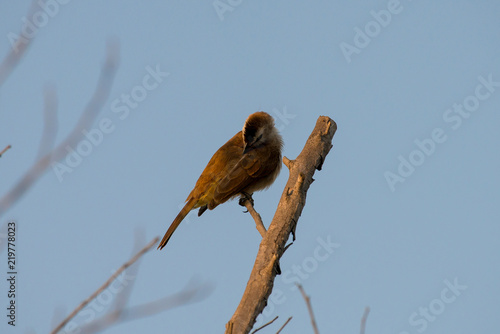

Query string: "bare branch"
[[0, 40, 120, 217], [282, 156, 292, 169], [50, 236, 159, 334], [275, 317, 292, 334], [36, 85, 58, 160], [250, 316, 278, 334], [50, 305, 67, 331], [242, 199, 267, 238], [360, 306, 370, 334], [79, 279, 213, 334], [225, 116, 337, 334], [0, 145, 12, 158], [297, 284, 319, 334], [110, 230, 146, 315], [0, 0, 38, 87]]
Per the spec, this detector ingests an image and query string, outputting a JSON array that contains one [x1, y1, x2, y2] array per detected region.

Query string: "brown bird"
[[158, 111, 283, 250]]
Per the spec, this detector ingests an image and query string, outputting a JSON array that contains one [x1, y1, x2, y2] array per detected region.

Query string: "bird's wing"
[[187, 132, 244, 202], [213, 147, 275, 204]]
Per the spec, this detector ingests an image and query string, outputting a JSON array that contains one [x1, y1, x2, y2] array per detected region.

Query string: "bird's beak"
[[243, 144, 250, 154], [243, 139, 255, 154], [243, 135, 256, 154]]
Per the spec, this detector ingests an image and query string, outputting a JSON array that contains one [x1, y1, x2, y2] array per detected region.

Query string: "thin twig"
[[251, 316, 278, 334], [0, 145, 11, 158], [79, 279, 214, 334], [110, 230, 146, 316], [0, 40, 119, 217], [242, 199, 267, 238], [282, 156, 292, 169], [296, 284, 319, 334], [36, 85, 58, 160], [50, 305, 67, 331], [50, 236, 159, 334], [275, 317, 292, 334], [0, 0, 38, 87], [360, 306, 370, 334]]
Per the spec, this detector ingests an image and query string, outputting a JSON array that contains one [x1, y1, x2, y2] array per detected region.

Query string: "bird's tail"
[[158, 197, 197, 250]]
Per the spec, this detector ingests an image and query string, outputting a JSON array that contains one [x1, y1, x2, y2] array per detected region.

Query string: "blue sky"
[[1, 1, 499, 333]]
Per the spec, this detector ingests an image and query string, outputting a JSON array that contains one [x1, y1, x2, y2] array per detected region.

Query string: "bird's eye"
[[256, 134, 263, 142]]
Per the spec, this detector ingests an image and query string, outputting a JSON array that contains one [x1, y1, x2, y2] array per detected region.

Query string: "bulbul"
[[158, 111, 283, 250]]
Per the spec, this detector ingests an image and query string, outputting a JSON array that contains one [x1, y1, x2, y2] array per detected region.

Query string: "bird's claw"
[[239, 192, 254, 208]]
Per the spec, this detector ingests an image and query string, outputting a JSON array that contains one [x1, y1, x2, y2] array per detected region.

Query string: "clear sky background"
[[1, 1, 499, 333]]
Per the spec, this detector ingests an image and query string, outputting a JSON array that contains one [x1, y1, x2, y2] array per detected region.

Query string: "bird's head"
[[242, 111, 279, 154]]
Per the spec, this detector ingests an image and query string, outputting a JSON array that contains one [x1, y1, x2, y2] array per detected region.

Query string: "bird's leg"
[[239, 192, 267, 238]]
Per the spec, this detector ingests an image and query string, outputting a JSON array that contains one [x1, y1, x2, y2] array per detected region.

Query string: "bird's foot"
[[239, 192, 254, 211]]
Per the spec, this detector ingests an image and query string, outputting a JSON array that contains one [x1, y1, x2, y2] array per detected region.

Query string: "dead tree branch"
[[297, 284, 319, 334], [78, 279, 213, 334], [250, 316, 278, 334], [51, 236, 160, 334], [241, 199, 267, 238], [0, 40, 119, 217], [275, 317, 292, 334], [36, 85, 58, 160], [0, 0, 38, 87], [0, 145, 11, 158], [51, 233, 213, 334], [225, 116, 337, 333], [109, 230, 147, 316], [360, 306, 370, 334]]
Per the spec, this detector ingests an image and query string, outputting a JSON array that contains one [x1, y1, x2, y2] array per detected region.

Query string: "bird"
[[158, 111, 283, 250]]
